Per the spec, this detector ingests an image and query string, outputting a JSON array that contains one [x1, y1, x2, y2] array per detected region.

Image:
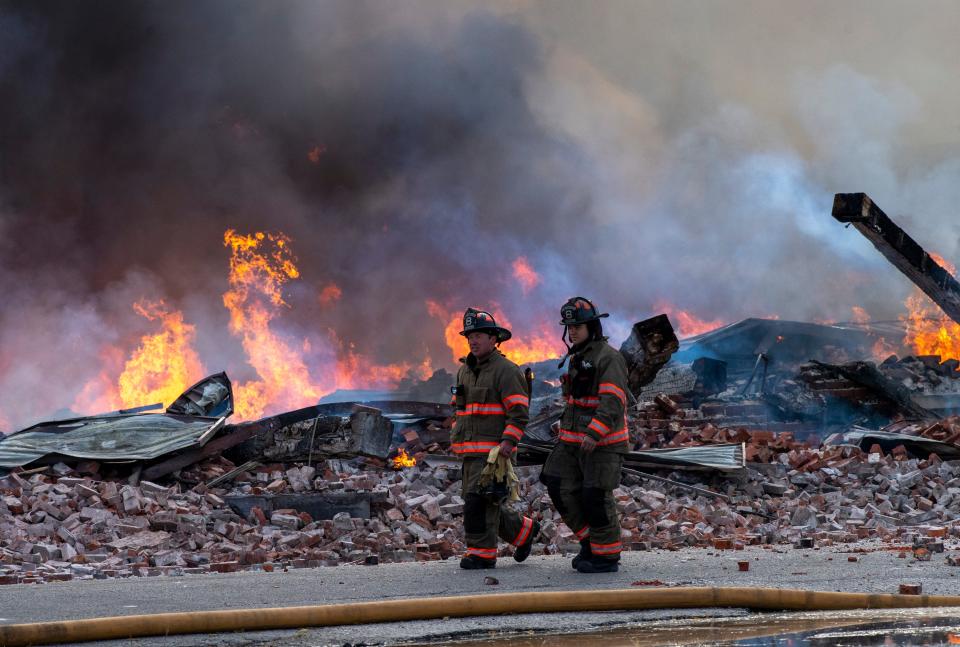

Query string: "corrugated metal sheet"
[[826, 427, 960, 461], [629, 443, 745, 471], [0, 414, 225, 469]]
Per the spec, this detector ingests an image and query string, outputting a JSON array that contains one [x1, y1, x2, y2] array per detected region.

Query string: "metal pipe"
[[621, 466, 730, 501]]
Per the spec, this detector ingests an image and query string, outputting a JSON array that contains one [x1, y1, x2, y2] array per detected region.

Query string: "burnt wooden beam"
[[833, 193, 960, 325]]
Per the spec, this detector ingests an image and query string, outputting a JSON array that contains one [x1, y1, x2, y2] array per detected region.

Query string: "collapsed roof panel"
[[0, 373, 234, 471], [0, 414, 225, 469], [673, 318, 888, 370], [825, 426, 960, 461], [166, 372, 233, 417]]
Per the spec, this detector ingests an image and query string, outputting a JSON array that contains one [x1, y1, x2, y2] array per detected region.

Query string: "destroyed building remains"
[[6, 193, 960, 585]]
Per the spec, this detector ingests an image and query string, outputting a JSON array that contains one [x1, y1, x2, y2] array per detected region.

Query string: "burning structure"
[[6, 192, 960, 584], [4, 1, 960, 587]]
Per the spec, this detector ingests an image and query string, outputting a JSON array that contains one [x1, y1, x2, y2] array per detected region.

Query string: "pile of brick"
[[6, 427, 960, 586], [631, 394, 819, 451], [0, 457, 471, 585]]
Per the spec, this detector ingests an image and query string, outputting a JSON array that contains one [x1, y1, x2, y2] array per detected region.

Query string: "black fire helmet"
[[459, 307, 512, 343], [559, 297, 610, 326]]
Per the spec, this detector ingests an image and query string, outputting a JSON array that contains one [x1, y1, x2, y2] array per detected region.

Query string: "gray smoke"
[[2, 0, 959, 429]]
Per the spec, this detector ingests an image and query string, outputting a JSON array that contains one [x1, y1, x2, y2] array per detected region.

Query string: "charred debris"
[[6, 192, 960, 582]]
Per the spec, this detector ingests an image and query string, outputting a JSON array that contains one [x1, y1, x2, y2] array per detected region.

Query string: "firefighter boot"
[[571, 538, 592, 569], [460, 555, 496, 570], [576, 555, 619, 573], [513, 521, 541, 563]]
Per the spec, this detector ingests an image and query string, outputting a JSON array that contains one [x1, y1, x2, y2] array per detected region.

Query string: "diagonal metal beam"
[[832, 192, 960, 325]]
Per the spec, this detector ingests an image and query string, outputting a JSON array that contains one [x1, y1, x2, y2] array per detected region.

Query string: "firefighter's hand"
[[499, 440, 515, 457], [581, 435, 597, 454]]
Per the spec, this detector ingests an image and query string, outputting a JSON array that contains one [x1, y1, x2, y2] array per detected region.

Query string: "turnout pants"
[[461, 457, 536, 561], [541, 442, 624, 559]]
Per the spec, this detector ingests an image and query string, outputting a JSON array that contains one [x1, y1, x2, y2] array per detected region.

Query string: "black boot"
[[576, 555, 619, 573], [460, 555, 496, 570], [513, 521, 541, 563], [571, 539, 592, 570]]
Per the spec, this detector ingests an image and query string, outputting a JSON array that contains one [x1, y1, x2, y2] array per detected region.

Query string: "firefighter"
[[541, 297, 630, 573], [452, 307, 539, 569]]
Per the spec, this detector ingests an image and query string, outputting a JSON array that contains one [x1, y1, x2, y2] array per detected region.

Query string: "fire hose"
[[3, 587, 960, 646]]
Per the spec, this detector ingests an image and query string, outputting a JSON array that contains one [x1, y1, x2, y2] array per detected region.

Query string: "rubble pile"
[[878, 355, 960, 392], [0, 458, 467, 585], [7, 417, 960, 586]]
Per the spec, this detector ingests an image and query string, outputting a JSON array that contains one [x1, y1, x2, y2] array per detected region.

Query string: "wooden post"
[[832, 193, 960, 325]]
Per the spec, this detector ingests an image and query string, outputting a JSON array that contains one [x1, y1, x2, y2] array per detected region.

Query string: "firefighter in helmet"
[[451, 308, 539, 569], [541, 297, 630, 573]]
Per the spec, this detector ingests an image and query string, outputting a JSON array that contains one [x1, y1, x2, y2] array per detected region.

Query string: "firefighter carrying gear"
[[451, 349, 530, 454], [453, 344, 536, 568], [460, 307, 512, 342], [478, 445, 520, 503], [543, 304, 630, 572]]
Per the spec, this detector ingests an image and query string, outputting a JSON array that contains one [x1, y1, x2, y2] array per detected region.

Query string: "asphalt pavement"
[[1, 542, 958, 646]]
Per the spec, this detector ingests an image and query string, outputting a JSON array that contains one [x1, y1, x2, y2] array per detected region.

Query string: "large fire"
[[61, 230, 434, 426], [70, 300, 203, 414], [652, 300, 725, 338], [223, 230, 321, 420], [426, 300, 560, 366], [903, 253, 960, 365], [118, 300, 205, 409], [223, 230, 428, 419]]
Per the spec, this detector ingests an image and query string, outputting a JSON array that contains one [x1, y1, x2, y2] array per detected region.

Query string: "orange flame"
[[652, 300, 725, 338], [426, 300, 559, 365], [318, 283, 342, 306], [512, 256, 541, 294], [71, 302, 203, 415], [307, 144, 326, 164], [223, 230, 321, 419], [392, 447, 417, 468], [903, 253, 960, 365], [223, 230, 425, 418], [118, 300, 205, 408], [334, 338, 432, 389]]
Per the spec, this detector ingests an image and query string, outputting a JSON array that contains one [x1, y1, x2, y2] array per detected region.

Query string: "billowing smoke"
[[2, 1, 960, 429]]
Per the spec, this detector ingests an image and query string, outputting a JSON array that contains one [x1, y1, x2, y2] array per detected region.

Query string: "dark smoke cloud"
[[2, 0, 960, 428]]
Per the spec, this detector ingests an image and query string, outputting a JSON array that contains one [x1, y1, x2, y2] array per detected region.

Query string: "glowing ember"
[[318, 283, 342, 306], [223, 229, 321, 420], [511, 256, 541, 294], [903, 253, 960, 365], [307, 144, 326, 164], [871, 335, 899, 360], [118, 300, 205, 409], [392, 447, 417, 469], [850, 306, 871, 324], [652, 300, 725, 338], [426, 300, 560, 365]]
